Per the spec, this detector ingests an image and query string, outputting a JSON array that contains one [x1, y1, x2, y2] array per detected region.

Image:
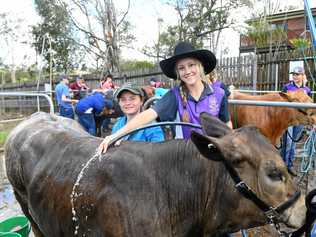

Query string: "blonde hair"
[[175, 58, 209, 122], [208, 70, 218, 83]]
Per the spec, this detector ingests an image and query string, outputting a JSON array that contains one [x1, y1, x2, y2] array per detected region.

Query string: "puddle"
[[0, 152, 24, 222], [0, 184, 16, 207], [0, 183, 23, 221]]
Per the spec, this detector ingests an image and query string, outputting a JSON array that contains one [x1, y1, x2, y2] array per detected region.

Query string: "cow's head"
[[191, 113, 305, 230], [280, 89, 316, 125]]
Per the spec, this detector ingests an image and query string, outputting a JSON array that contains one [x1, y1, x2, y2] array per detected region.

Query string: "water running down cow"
[[5, 112, 305, 237]]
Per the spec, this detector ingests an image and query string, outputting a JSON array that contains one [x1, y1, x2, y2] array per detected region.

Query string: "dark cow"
[[230, 89, 316, 145], [5, 112, 305, 237]]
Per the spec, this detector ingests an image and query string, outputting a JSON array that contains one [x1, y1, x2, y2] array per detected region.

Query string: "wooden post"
[[252, 51, 257, 93]]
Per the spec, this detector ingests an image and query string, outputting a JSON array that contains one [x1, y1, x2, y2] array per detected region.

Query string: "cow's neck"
[[159, 140, 251, 235], [267, 96, 300, 144], [258, 109, 292, 145]]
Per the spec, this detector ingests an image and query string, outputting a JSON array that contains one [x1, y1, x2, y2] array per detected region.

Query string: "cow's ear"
[[279, 92, 291, 101], [200, 112, 231, 138], [191, 131, 223, 161]]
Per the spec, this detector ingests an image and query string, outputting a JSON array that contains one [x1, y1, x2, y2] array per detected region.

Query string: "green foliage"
[[120, 60, 155, 71], [246, 20, 287, 48], [32, 0, 80, 73], [289, 38, 311, 50], [0, 65, 38, 83]]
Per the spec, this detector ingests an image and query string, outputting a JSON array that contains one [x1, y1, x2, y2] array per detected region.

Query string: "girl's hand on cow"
[[98, 135, 116, 154]]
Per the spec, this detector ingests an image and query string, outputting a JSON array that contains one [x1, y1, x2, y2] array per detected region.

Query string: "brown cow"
[[230, 89, 316, 145], [5, 112, 305, 237]]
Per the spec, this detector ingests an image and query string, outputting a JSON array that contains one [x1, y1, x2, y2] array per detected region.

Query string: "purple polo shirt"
[[172, 85, 225, 138], [282, 82, 311, 97]]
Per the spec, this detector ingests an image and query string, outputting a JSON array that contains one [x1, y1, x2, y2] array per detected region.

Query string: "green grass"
[[0, 131, 9, 147], [0, 120, 21, 148]]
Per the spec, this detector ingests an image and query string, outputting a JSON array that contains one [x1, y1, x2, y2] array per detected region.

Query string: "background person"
[[208, 70, 231, 98], [150, 78, 169, 99], [281, 66, 311, 176], [209, 70, 233, 129], [98, 74, 118, 133], [69, 76, 90, 100], [112, 84, 165, 142], [99, 41, 231, 153], [75, 89, 113, 136], [100, 74, 116, 91], [55, 75, 78, 119]]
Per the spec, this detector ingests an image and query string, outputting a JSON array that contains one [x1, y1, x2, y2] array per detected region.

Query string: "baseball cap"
[[290, 66, 305, 74], [150, 77, 158, 82], [59, 75, 68, 81], [114, 84, 144, 100]]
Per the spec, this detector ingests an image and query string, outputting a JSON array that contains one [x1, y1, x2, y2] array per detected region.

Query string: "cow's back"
[[4, 112, 204, 236], [4, 112, 103, 236]]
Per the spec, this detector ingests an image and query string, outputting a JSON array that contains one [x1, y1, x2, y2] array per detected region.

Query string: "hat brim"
[[159, 49, 217, 79], [114, 87, 144, 100]]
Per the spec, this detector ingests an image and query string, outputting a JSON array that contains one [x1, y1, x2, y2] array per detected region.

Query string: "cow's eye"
[[231, 158, 244, 168], [268, 169, 283, 181]]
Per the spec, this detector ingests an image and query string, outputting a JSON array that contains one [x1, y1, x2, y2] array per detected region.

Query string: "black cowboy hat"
[[159, 42, 217, 79]]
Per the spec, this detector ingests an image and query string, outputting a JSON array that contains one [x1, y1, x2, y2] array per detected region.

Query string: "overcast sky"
[[0, 0, 315, 66]]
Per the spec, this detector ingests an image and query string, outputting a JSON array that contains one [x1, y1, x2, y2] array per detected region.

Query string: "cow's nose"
[[284, 195, 306, 228]]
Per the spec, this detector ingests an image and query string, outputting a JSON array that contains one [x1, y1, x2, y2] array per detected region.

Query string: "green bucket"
[[0, 216, 30, 237], [0, 233, 22, 237]]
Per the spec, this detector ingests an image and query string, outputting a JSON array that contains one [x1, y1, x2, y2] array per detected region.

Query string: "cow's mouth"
[[281, 207, 306, 229]]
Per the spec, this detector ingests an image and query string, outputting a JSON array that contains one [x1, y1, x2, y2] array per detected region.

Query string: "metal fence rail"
[[229, 100, 316, 109], [0, 92, 54, 114]]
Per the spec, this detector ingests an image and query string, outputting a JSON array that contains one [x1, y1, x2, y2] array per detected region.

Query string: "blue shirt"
[[153, 83, 230, 123], [112, 116, 165, 142], [155, 88, 169, 98], [55, 82, 72, 109], [75, 92, 113, 114]]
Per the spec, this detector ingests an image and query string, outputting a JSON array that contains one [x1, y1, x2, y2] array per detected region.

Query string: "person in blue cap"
[[281, 66, 311, 176], [99, 41, 231, 153], [75, 88, 113, 136], [112, 84, 165, 142], [55, 75, 78, 119]]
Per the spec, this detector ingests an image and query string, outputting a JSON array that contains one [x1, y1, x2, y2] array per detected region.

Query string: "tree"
[[242, 1, 297, 55], [32, 0, 81, 73], [120, 59, 155, 71], [59, 0, 135, 74], [142, 24, 179, 62], [0, 12, 25, 83], [142, 0, 251, 59]]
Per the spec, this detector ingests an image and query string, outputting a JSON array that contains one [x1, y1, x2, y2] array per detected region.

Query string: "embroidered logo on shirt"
[[209, 97, 219, 113]]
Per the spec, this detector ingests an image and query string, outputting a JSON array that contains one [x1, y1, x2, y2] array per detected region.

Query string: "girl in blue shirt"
[[112, 85, 165, 142]]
